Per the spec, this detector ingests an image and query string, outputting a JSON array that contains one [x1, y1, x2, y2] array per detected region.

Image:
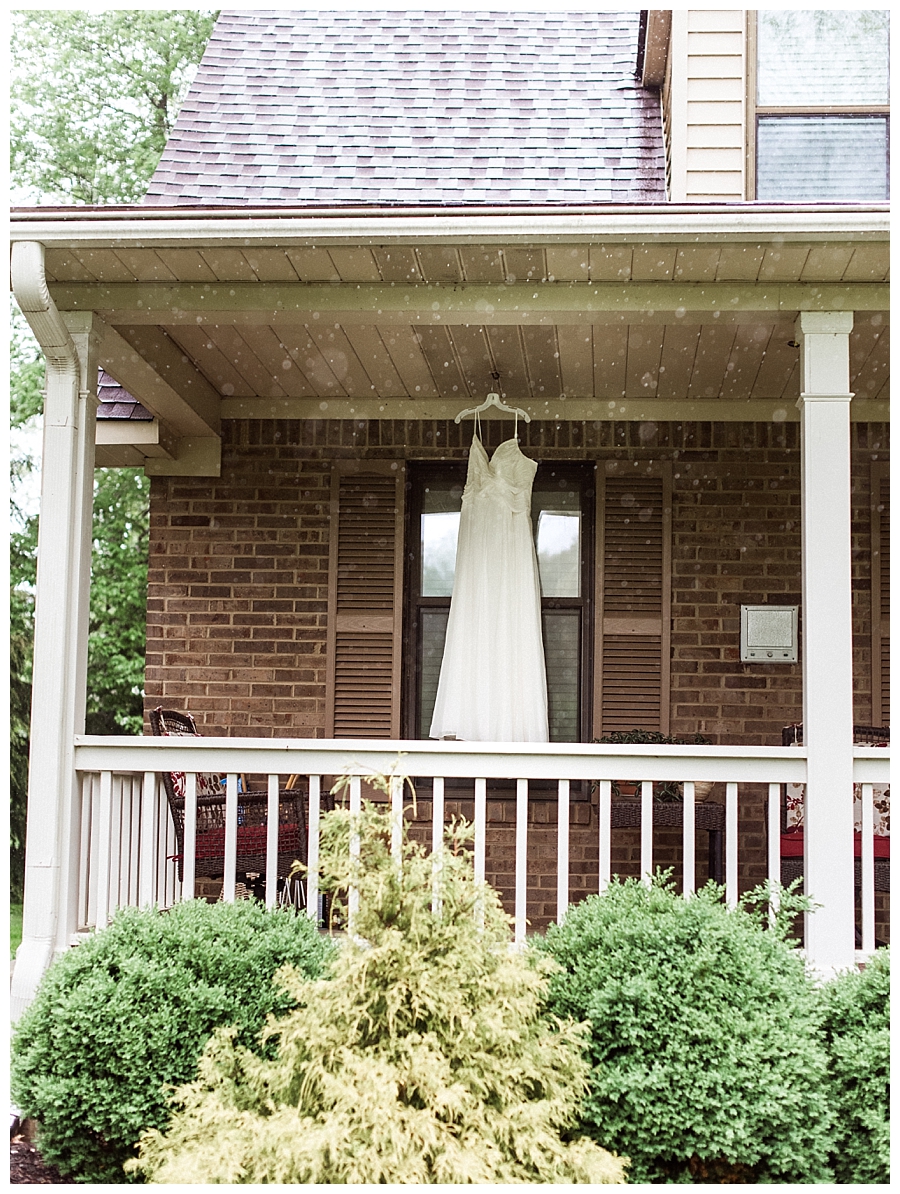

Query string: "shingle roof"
[[146, 9, 665, 206], [96, 369, 154, 420]]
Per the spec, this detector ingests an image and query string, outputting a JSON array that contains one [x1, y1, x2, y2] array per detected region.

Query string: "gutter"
[[10, 241, 79, 371], [8, 205, 890, 250]]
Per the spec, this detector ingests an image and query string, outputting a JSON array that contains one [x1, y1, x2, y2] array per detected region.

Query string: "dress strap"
[[474, 409, 482, 443]]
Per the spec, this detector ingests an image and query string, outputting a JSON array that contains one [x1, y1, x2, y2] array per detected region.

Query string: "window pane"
[[757, 116, 889, 201], [543, 610, 580, 742], [421, 483, 463, 597], [419, 609, 449, 735], [757, 10, 889, 106], [532, 482, 581, 598]]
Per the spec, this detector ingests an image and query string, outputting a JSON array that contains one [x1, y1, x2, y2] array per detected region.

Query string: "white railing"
[[72, 738, 889, 951]]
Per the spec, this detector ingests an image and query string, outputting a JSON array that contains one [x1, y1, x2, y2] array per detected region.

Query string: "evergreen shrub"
[[11, 899, 332, 1182], [540, 876, 835, 1183], [820, 948, 890, 1184], [129, 800, 627, 1184]]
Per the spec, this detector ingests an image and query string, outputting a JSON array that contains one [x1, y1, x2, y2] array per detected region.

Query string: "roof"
[[96, 369, 153, 420], [145, 8, 665, 206]]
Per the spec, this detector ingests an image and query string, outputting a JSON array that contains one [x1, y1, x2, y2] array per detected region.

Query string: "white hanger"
[[453, 391, 532, 424]]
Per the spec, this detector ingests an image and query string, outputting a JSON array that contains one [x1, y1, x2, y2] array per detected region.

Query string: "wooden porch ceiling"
[[39, 236, 889, 439]]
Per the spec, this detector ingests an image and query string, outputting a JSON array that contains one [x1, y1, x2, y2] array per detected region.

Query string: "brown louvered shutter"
[[325, 462, 405, 738], [870, 462, 889, 726], [594, 462, 672, 735]]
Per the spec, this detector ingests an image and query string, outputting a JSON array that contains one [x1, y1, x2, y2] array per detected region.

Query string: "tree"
[[9, 10, 217, 896], [11, 9, 217, 205]]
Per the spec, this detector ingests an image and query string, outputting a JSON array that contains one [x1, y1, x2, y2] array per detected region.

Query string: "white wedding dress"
[[429, 431, 548, 742]]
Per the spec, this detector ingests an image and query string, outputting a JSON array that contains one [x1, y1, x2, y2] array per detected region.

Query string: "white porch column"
[[795, 310, 856, 973], [11, 243, 99, 1019]]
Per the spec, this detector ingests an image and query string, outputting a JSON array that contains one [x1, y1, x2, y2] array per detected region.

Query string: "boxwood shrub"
[[820, 948, 890, 1184], [540, 877, 835, 1184], [11, 899, 333, 1183]]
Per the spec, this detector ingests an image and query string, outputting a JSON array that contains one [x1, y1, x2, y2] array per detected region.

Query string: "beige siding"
[[667, 10, 747, 201]]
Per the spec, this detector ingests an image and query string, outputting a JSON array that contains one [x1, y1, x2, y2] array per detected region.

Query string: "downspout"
[[10, 241, 96, 1019]]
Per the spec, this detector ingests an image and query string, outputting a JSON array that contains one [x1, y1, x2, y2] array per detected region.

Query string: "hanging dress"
[[429, 429, 548, 742]]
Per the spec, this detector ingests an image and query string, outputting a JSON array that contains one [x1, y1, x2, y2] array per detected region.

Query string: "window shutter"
[[871, 462, 889, 726], [325, 462, 405, 738], [594, 462, 672, 735]]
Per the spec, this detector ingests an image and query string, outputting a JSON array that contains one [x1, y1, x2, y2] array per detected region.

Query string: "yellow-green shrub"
[[130, 803, 626, 1185]]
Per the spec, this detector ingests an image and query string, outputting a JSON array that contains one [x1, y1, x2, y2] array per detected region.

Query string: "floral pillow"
[[785, 782, 890, 837]]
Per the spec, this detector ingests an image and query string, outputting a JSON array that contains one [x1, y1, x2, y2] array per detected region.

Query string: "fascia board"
[[9, 208, 890, 250]]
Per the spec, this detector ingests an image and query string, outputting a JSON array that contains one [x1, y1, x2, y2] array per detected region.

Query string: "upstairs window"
[[752, 10, 889, 201]]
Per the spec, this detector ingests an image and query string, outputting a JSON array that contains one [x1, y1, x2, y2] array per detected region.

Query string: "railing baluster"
[[77, 774, 93, 932], [682, 781, 695, 898], [598, 779, 611, 893], [108, 775, 124, 923], [139, 771, 158, 909], [183, 773, 197, 903], [474, 778, 486, 927], [266, 774, 279, 911], [860, 782, 875, 954], [432, 777, 444, 916], [515, 779, 528, 946], [348, 775, 361, 933], [556, 778, 570, 924], [391, 776, 404, 864], [725, 782, 739, 907], [640, 780, 653, 886], [155, 778, 170, 908], [767, 782, 781, 922], [222, 773, 239, 902], [306, 775, 321, 922], [95, 771, 113, 930], [127, 776, 141, 907]]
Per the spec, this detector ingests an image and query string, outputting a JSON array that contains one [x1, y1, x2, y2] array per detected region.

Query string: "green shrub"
[[540, 876, 835, 1183], [11, 899, 333, 1183], [820, 948, 889, 1183], [129, 802, 626, 1184]]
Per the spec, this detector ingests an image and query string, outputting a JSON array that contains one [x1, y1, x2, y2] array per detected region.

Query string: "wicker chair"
[[780, 723, 890, 894], [148, 707, 310, 897]]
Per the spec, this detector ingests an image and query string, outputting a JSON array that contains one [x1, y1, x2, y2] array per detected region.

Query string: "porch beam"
[[10, 242, 99, 1019], [96, 320, 220, 436], [218, 396, 889, 425], [796, 309, 856, 974], [46, 280, 888, 326]]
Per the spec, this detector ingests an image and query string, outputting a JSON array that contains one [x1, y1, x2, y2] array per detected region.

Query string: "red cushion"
[[781, 831, 890, 860], [171, 823, 302, 862]]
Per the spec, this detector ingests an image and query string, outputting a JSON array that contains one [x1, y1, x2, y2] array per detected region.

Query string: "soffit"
[[42, 239, 889, 286]]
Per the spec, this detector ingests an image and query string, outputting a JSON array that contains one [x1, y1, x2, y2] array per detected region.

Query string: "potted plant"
[[593, 730, 712, 801]]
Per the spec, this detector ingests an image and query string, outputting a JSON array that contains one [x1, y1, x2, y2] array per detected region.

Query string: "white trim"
[[10, 208, 889, 249]]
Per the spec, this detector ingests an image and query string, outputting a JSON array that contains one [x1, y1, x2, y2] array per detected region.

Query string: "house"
[[10, 9, 889, 1018]]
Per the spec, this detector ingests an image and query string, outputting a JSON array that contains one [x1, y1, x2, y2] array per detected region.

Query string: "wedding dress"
[[429, 428, 548, 742]]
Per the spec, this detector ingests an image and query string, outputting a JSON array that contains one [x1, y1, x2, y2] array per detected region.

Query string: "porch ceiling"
[[14, 207, 890, 435]]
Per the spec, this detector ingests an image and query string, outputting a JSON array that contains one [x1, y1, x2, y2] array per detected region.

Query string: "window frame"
[[746, 10, 890, 201], [402, 459, 595, 744]]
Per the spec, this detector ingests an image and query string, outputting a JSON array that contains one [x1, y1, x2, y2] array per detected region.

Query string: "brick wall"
[[147, 418, 888, 942], [146, 417, 888, 741]]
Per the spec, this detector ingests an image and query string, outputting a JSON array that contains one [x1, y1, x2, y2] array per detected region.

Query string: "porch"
[[70, 736, 889, 956], [9, 204, 890, 1020]]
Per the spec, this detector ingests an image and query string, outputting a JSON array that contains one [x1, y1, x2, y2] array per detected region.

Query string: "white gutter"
[[10, 240, 80, 370], [9, 206, 889, 249]]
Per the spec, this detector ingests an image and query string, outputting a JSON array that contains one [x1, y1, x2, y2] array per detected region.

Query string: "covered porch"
[[10, 203, 889, 1017]]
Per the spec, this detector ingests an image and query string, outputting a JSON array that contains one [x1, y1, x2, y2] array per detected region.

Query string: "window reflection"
[[421, 511, 460, 597], [535, 511, 580, 597]]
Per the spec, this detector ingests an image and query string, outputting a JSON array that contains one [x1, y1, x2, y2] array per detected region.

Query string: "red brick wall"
[[147, 419, 889, 942], [146, 417, 888, 742]]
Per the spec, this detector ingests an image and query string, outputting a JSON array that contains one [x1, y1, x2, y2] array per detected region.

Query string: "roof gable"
[[146, 8, 665, 206]]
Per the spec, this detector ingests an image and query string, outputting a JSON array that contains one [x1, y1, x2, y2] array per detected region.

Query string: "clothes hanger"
[[453, 374, 532, 425]]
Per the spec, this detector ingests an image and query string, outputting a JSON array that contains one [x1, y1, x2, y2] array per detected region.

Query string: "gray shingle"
[[146, 9, 665, 207]]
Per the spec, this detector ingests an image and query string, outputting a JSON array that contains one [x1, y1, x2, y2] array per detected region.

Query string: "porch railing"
[[72, 738, 889, 953]]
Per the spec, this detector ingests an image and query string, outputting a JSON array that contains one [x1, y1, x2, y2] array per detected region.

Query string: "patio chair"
[[780, 723, 890, 894], [149, 707, 313, 901]]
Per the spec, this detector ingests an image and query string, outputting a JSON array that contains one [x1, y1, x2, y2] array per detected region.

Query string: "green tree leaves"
[[10, 10, 217, 205]]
